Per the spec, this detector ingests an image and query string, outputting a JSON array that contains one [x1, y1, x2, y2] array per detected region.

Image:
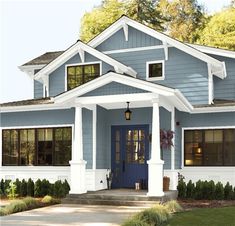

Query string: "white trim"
[[0, 124, 74, 130], [34, 41, 137, 82], [181, 126, 235, 169], [171, 107, 175, 170], [189, 44, 235, 59], [146, 60, 165, 81], [92, 105, 97, 170], [64, 61, 102, 92], [192, 105, 235, 113], [103, 45, 165, 54], [89, 16, 226, 79], [207, 64, 213, 104]]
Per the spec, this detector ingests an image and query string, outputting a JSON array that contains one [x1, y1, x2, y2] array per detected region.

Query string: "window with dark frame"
[[184, 129, 235, 166], [148, 62, 163, 79], [2, 127, 72, 166], [67, 63, 100, 90]]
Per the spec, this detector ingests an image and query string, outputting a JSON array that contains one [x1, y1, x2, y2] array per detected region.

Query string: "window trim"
[[1, 124, 73, 167], [182, 126, 235, 168], [65, 61, 102, 91], [146, 60, 165, 81]]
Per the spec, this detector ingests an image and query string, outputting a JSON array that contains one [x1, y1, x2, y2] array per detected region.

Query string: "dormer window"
[[146, 60, 165, 81], [66, 62, 101, 90]]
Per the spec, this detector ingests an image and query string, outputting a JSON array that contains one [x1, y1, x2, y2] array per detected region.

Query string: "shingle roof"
[[0, 97, 53, 107], [22, 51, 64, 66]]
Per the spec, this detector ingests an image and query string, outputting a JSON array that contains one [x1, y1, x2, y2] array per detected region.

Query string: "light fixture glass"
[[125, 102, 132, 120]]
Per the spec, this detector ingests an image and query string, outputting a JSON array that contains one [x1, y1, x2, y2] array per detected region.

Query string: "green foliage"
[[224, 182, 233, 200], [20, 179, 27, 197], [122, 218, 149, 226], [22, 197, 39, 209], [177, 178, 187, 198], [63, 180, 70, 195], [4, 200, 27, 215], [194, 180, 204, 200], [6, 181, 17, 199], [53, 180, 65, 198], [4, 180, 11, 196], [215, 182, 224, 200], [198, 8, 235, 50], [0, 207, 6, 216], [27, 178, 34, 197], [41, 195, 60, 204], [34, 179, 42, 197], [186, 180, 195, 199], [41, 179, 51, 196], [80, 0, 165, 42], [207, 180, 216, 200], [164, 200, 183, 213], [0, 179, 5, 195], [15, 178, 21, 196]]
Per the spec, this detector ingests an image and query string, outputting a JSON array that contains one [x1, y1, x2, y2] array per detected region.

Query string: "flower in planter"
[[160, 129, 174, 150]]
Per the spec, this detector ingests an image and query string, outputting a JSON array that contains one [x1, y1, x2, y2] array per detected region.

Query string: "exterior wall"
[[34, 80, 43, 99], [107, 47, 209, 105], [96, 26, 161, 52], [83, 108, 93, 169], [175, 110, 235, 186], [212, 55, 235, 100], [82, 82, 148, 97], [48, 53, 113, 97]]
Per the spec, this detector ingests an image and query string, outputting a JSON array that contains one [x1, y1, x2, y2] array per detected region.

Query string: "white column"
[[69, 105, 87, 194], [147, 100, 164, 197], [92, 105, 97, 170]]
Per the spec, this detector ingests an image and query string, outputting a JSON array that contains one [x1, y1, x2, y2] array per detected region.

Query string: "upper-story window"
[[146, 60, 164, 81], [67, 62, 101, 90]]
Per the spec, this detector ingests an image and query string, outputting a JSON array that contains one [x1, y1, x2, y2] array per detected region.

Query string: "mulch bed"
[[178, 199, 235, 210]]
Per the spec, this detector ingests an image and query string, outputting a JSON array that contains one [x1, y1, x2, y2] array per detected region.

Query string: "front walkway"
[[0, 204, 147, 226]]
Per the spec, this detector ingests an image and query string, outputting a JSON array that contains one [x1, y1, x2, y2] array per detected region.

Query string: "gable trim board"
[[89, 16, 226, 79], [64, 61, 103, 92], [34, 41, 137, 84]]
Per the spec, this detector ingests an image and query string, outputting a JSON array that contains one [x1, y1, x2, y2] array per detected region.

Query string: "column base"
[[147, 159, 164, 197], [69, 160, 87, 194]]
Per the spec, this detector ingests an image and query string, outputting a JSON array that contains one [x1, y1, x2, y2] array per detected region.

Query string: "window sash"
[[184, 129, 235, 166], [2, 127, 72, 166], [148, 63, 163, 78]]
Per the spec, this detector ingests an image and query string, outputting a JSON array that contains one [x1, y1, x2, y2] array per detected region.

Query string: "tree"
[[198, 7, 235, 50], [80, 0, 165, 43], [157, 0, 205, 43]]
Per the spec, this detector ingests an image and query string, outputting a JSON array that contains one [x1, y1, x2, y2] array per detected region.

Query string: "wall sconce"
[[125, 102, 132, 120], [196, 147, 202, 154]]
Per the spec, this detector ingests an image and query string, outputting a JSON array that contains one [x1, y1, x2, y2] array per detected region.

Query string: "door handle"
[[122, 160, 125, 172]]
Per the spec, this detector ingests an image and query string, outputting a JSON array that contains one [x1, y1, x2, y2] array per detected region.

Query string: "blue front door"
[[111, 125, 149, 188]]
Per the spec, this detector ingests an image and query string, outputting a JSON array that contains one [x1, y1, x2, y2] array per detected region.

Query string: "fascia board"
[[192, 106, 235, 113]]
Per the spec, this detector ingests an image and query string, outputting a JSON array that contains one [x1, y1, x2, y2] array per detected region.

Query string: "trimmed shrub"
[[4, 180, 11, 196], [207, 180, 216, 200], [233, 187, 235, 200], [215, 182, 224, 200], [177, 178, 187, 198], [27, 179, 34, 197], [20, 179, 27, 197], [63, 180, 70, 195], [49, 183, 54, 196], [224, 182, 233, 200], [53, 180, 65, 198], [4, 200, 27, 214], [34, 179, 42, 197], [186, 180, 195, 199], [41, 179, 50, 196], [0, 179, 4, 196], [41, 195, 60, 204], [6, 181, 17, 199], [195, 180, 204, 200], [22, 197, 39, 209], [164, 200, 183, 213], [15, 179, 21, 196]]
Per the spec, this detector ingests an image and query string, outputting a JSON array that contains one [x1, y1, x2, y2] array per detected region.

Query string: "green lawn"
[[167, 206, 235, 226]]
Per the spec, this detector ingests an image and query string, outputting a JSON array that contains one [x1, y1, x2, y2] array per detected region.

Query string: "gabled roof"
[[88, 15, 227, 79], [34, 41, 137, 82], [55, 71, 193, 112]]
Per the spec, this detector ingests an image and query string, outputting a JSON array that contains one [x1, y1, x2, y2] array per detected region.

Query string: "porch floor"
[[63, 189, 178, 206]]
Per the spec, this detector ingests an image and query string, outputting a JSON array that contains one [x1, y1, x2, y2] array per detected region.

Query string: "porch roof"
[[55, 71, 193, 112]]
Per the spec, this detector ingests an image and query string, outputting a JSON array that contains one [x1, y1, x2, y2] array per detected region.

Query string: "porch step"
[[62, 189, 178, 206]]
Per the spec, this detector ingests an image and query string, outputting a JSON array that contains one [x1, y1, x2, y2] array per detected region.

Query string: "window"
[[67, 63, 100, 90], [184, 129, 235, 166], [146, 61, 164, 80], [2, 127, 72, 166]]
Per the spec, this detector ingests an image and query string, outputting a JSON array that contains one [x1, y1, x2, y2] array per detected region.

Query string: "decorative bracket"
[[163, 41, 168, 60], [78, 47, 85, 63], [122, 22, 128, 41]]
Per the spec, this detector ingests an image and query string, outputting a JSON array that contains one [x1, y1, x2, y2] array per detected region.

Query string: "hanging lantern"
[[125, 102, 132, 120]]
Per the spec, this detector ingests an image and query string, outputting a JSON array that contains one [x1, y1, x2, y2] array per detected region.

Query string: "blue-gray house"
[[0, 16, 235, 196]]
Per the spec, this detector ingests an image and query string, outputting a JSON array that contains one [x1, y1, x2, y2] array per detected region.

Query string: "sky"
[[0, 0, 232, 103]]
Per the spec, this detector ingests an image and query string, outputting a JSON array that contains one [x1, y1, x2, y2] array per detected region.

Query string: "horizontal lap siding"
[[49, 53, 112, 97], [96, 27, 161, 51], [83, 109, 93, 169], [1, 109, 75, 127], [212, 56, 235, 100], [175, 110, 235, 169], [108, 47, 209, 105], [34, 81, 43, 98], [82, 82, 148, 97]]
